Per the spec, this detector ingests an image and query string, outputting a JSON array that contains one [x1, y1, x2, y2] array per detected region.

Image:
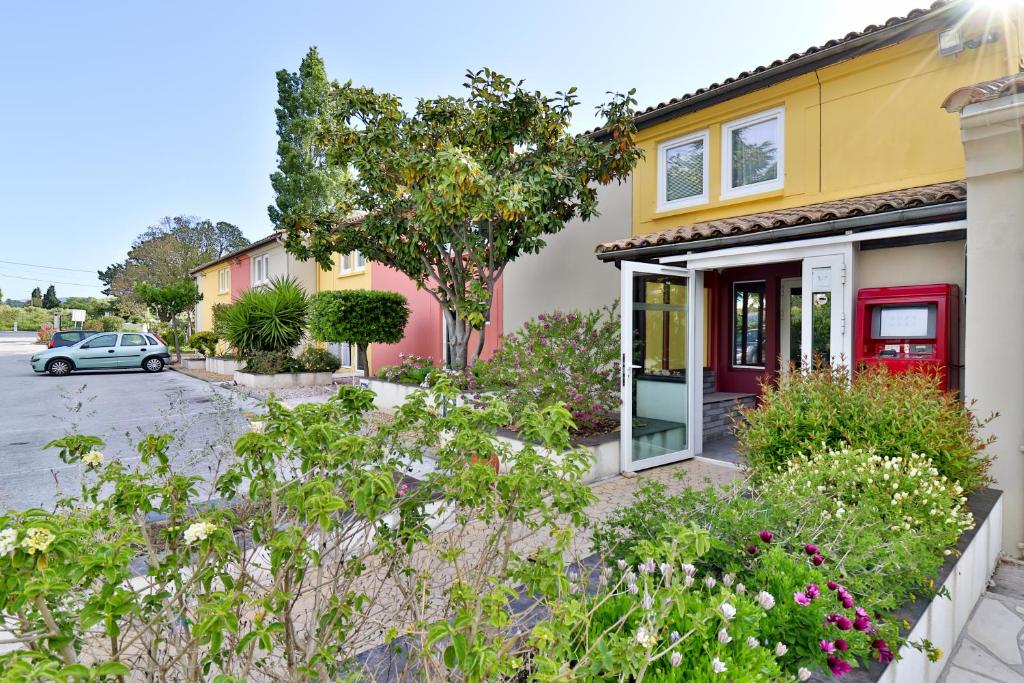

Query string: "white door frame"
[[779, 276, 802, 372], [620, 261, 702, 472]]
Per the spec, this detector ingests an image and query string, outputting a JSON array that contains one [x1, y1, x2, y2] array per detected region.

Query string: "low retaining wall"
[[206, 357, 242, 375], [181, 358, 206, 370], [840, 488, 1003, 683], [234, 371, 335, 389], [495, 431, 620, 485]]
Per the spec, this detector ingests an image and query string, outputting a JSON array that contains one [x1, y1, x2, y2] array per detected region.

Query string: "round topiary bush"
[[308, 289, 409, 370]]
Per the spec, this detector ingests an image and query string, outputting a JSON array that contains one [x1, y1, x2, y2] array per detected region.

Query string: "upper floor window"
[[252, 254, 271, 285], [217, 268, 230, 293], [722, 107, 784, 199], [658, 130, 709, 212], [340, 251, 366, 274]]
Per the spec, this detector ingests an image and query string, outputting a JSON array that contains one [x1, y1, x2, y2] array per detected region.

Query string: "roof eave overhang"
[[595, 200, 966, 263], [591, 2, 967, 141]]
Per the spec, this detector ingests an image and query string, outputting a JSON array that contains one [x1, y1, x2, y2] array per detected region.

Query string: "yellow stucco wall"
[[632, 12, 1020, 237], [195, 265, 232, 333]]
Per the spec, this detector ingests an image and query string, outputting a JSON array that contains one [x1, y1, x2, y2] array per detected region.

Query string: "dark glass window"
[[733, 281, 766, 368], [83, 334, 117, 349]]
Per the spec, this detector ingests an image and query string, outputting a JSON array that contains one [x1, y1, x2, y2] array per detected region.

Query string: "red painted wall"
[[368, 264, 503, 373], [230, 255, 251, 300]]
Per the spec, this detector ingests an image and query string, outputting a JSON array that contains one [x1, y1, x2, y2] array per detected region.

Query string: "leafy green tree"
[[30, 287, 42, 307], [308, 289, 409, 372], [269, 49, 641, 368], [134, 280, 203, 364], [41, 285, 60, 309]]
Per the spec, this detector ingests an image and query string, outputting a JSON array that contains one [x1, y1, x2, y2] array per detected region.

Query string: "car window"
[[120, 333, 147, 347], [146, 335, 160, 345], [81, 334, 117, 349]]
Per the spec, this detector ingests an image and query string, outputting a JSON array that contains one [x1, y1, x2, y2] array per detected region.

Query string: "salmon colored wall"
[[367, 264, 504, 373], [230, 255, 250, 300]]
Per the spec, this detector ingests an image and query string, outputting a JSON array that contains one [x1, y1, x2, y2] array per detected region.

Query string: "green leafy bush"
[[469, 305, 619, 434], [297, 346, 341, 373], [188, 330, 220, 357], [736, 363, 992, 491], [98, 315, 125, 332], [242, 350, 302, 374], [220, 277, 309, 355], [308, 289, 409, 370], [377, 353, 438, 385], [592, 447, 972, 675]]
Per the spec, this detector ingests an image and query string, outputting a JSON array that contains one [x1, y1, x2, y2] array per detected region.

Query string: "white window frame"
[[720, 106, 785, 200], [730, 279, 768, 370], [252, 254, 271, 286], [657, 129, 710, 212], [339, 250, 366, 275], [217, 268, 230, 294]]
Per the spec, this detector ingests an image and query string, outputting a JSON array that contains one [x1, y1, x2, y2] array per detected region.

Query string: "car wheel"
[[143, 357, 164, 373], [47, 359, 72, 377]]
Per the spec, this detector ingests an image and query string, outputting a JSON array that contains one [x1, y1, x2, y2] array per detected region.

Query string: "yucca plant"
[[220, 277, 309, 355]]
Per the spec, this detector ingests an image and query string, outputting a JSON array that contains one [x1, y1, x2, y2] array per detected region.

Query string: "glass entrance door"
[[621, 262, 697, 471]]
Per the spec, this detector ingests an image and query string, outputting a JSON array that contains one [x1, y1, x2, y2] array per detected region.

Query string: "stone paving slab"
[[941, 564, 1024, 682]]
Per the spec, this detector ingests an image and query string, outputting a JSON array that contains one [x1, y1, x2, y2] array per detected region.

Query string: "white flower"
[[735, 583, 747, 594], [0, 528, 17, 556], [639, 558, 656, 575], [681, 562, 697, 576], [717, 628, 732, 644], [757, 591, 776, 610], [659, 562, 672, 579], [705, 576, 717, 589], [683, 574, 694, 588], [712, 657, 727, 674], [670, 630, 681, 643], [774, 642, 788, 657], [670, 651, 682, 667], [746, 636, 759, 649], [719, 601, 736, 620], [798, 667, 812, 681], [183, 521, 217, 544], [722, 573, 734, 586], [617, 558, 627, 571], [635, 626, 655, 648], [82, 450, 104, 468], [641, 589, 654, 611], [249, 421, 265, 434]]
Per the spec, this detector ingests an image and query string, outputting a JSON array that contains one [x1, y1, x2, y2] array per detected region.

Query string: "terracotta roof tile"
[[595, 181, 966, 254], [942, 73, 1024, 113]]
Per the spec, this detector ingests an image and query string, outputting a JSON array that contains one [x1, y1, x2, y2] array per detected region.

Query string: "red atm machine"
[[854, 284, 961, 391]]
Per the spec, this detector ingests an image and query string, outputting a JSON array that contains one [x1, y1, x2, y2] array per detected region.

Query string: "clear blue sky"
[[0, 0, 928, 299]]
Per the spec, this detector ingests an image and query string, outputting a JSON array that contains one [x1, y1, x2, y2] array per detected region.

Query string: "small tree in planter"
[[135, 279, 202, 364], [308, 289, 409, 374], [219, 277, 309, 372]]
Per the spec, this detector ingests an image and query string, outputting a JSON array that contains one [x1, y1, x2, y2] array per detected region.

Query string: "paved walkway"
[[942, 563, 1024, 682]]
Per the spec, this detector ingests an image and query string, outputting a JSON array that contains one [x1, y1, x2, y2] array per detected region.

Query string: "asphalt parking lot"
[[0, 333, 257, 511]]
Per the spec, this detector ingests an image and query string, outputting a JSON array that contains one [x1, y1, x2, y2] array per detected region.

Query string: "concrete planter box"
[[206, 357, 242, 375], [494, 430, 620, 485], [233, 371, 335, 389], [360, 377, 469, 410], [181, 358, 206, 370]]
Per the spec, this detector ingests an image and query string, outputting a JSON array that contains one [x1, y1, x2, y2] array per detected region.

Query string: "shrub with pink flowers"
[[469, 305, 619, 435]]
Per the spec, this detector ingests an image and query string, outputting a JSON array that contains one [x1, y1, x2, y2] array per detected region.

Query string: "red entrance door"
[[710, 262, 801, 396]]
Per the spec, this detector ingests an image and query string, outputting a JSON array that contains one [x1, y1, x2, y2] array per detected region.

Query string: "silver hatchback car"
[[31, 332, 171, 376]]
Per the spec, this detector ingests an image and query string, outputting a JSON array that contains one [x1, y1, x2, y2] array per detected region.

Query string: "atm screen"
[[871, 304, 937, 340]]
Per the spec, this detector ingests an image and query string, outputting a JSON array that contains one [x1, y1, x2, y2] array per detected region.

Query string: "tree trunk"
[[171, 320, 182, 365], [442, 309, 473, 370]]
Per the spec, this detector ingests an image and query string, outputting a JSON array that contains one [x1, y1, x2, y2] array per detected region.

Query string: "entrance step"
[[703, 391, 756, 442]]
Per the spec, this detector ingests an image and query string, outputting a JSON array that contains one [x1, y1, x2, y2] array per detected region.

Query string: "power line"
[[0, 259, 97, 273], [0, 271, 103, 288]]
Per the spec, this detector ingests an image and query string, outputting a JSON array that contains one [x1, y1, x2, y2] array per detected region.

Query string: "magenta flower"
[[872, 639, 894, 663], [812, 554, 825, 566], [853, 615, 872, 632], [759, 530, 774, 543], [794, 592, 812, 606], [827, 580, 839, 590], [806, 583, 820, 599], [834, 615, 853, 631], [835, 639, 849, 652], [746, 544, 759, 555], [819, 640, 836, 654], [827, 656, 852, 677], [805, 544, 819, 555]]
